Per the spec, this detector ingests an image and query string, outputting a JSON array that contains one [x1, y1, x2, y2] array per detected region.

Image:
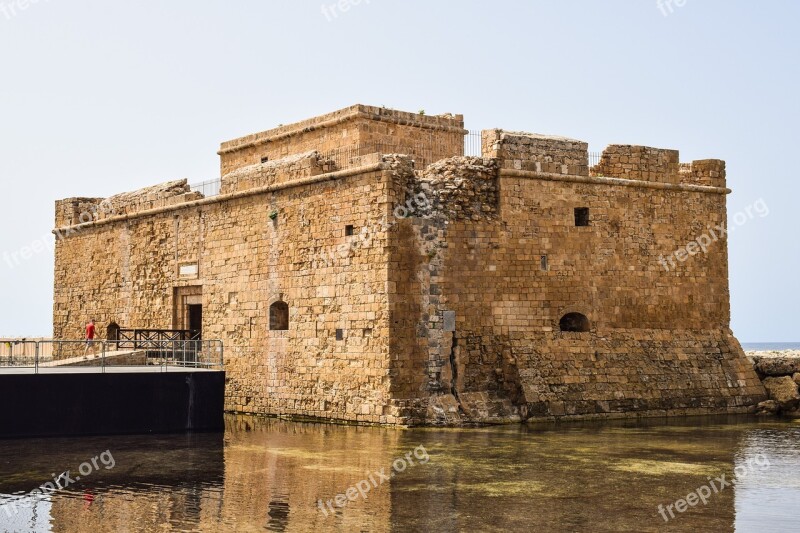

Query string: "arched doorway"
[[559, 313, 590, 332], [106, 322, 121, 341]]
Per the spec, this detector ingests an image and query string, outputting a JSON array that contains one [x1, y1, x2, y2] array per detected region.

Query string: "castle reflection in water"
[[0, 415, 798, 532]]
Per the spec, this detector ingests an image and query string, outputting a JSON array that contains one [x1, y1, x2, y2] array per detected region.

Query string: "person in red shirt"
[[83, 319, 97, 356]]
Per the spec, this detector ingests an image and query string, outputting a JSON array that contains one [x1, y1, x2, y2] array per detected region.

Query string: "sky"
[[0, 0, 797, 341]]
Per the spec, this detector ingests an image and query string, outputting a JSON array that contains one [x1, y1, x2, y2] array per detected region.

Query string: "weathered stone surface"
[[751, 356, 800, 377], [762, 376, 800, 410], [218, 104, 467, 176], [51, 104, 767, 426], [755, 400, 780, 415], [482, 130, 589, 176], [592, 145, 680, 184], [220, 151, 330, 194]]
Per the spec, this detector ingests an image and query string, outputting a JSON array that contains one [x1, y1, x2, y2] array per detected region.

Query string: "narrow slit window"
[[345, 225, 355, 236], [335, 329, 344, 341], [540, 255, 548, 271]]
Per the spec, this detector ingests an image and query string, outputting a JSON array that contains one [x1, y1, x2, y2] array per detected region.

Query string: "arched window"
[[559, 312, 590, 332], [269, 301, 289, 331], [106, 322, 120, 341]]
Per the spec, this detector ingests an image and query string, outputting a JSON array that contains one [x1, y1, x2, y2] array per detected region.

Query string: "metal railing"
[[189, 179, 222, 198], [0, 339, 224, 374], [465, 130, 481, 157], [116, 328, 201, 349]]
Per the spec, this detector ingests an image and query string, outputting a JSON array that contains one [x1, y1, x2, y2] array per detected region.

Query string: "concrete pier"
[[0, 366, 225, 438]]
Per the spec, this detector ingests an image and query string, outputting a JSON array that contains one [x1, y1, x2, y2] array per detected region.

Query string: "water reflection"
[[0, 416, 797, 532], [734, 430, 800, 532]]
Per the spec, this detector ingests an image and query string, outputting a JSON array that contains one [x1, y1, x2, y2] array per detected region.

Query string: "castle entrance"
[[174, 286, 203, 339]]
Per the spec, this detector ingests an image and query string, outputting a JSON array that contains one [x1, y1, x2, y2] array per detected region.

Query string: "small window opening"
[[335, 329, 344, 341], [559, 312, 591, 332], [261, 156, 270, 164], [540, 255, 548, 271], [269, 301, 289, 331], [574, 207, 590, 227], [345, 225, 355, 236]]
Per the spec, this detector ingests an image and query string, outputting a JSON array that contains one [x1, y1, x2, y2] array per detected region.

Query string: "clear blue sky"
[[0, 0, 796, 341]]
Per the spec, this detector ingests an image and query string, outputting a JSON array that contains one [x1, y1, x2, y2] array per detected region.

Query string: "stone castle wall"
[[54, 156, 403, 424], [386, 131, 765, 424], [52, 106, 766, 426], [482, 129, 589, 176], [218, 104, 466, 175]]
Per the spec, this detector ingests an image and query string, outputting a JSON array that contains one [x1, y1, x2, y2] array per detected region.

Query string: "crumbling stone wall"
[[54, 197, 109, 227], [591, 145, 681, 183], [220, 151, 331, 194], [483, 130, 589, 176], [679, 159, 727, 188], [388, 133, 765, 425]]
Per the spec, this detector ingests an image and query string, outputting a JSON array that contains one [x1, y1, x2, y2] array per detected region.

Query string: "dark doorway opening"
[[106, 322, 120, 342], [188, 304, 203, 340], [560, 312, 591, 332]]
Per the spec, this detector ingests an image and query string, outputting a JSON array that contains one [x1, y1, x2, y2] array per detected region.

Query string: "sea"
[[741, 342, 800, 351]]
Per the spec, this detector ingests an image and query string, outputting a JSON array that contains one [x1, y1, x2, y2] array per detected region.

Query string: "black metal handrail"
[[0, 339, 224, 373], [117, 329, 201, 350]]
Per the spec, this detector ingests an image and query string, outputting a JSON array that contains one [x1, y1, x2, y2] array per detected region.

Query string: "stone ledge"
[[52, 161, 390, 235], [500, 168, 731, 195]]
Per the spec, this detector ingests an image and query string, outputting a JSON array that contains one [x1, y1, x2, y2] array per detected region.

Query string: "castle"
[[52, 104, 767, 425]]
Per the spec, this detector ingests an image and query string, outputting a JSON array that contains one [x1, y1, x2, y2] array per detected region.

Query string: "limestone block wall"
[[218, 104, 466, 176], [52, 106, 762, 426], [100, 180, 201, 219], [482, 130, 590, 176], [680, 159, 727, 188], [53, 161, 401, 424], [591, 144, 681, 184], [388, 156, 766, 424], [54, 197, 107, 227], [219, 151, 330, 194]]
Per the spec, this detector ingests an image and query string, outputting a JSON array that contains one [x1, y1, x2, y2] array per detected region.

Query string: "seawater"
[[1, 415, 799, 532]]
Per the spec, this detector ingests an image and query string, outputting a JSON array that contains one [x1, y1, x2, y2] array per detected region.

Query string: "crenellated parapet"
[[679, 159, 727, 188], [481, 129, 590, 176], [590, 144, 681, 183], [54, 197, 108, 228]]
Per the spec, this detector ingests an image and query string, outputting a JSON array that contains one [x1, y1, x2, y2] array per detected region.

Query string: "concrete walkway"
[[36, 349, 145, 368], [0, 365, 219, 374]]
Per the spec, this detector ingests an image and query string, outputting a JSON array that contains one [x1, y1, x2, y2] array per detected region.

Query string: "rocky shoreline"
[[745, 350, 800, 416]]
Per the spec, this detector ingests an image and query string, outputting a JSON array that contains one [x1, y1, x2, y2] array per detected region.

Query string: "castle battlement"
[[55, 105, 732, 230]]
